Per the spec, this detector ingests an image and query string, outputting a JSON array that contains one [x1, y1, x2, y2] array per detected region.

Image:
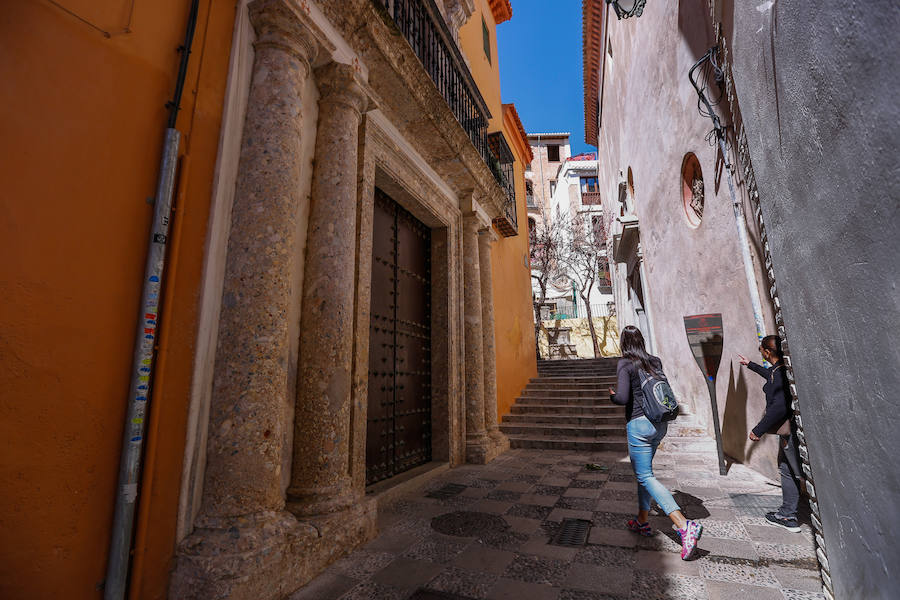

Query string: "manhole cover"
[[426, 483, 467, 500], [551, 518, 592, 547], [431, 511, 509, 537]]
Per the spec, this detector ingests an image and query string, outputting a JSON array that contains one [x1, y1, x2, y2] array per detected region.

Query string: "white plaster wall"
[[595, 1, 778, 477]]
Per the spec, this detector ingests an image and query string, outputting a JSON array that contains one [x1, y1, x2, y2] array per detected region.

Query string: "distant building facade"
[[525, 132, 570, 229]]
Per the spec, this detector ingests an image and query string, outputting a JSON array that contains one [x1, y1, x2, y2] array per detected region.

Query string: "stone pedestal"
[[286, 61, 370, 518], [463, 214, 492, 463], [478, 228, 509, 455]]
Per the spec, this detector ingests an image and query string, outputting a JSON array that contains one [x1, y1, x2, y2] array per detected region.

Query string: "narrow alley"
[[1, 1, 895, 599], [294, 365, 822, 599]]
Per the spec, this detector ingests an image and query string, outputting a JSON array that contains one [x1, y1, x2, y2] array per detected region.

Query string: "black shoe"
[[765, 512, 801, 533]]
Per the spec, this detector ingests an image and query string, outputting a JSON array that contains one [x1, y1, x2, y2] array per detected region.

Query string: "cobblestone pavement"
[[292, 447, 824, 600]]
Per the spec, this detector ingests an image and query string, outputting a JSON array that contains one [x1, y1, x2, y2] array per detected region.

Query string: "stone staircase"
[[500, 358, 627, 452], [500, 357, 713, 453]]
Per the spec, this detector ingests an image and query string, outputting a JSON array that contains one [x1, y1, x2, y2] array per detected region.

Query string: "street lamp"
[[607, 0, 646, 19]]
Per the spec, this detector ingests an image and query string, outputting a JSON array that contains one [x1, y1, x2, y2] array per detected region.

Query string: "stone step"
[[538, 359, 618, 365], [502, 414, 623, 426], [526, 382, 613, 390], [506, 434, 628, 452], [514, 396, 613, 406], [535, 372, 617, 376], [499, 422, 622, 438], [529, 376, 617, 384], [510, 404, 625, 416], [539, 363, 616, 367], [538, 364, 617, 370], [522, 388, 607, 398]]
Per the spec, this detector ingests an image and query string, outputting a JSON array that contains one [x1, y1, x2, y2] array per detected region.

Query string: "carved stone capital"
[[462, 211, 484, 235], [478, 226, 499, 243], [249, 0, 320, 71], [315, 61, 376, 118]]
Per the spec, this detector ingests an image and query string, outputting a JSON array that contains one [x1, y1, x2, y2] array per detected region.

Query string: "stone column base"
[[170, 500, 377, 600], [489, 430, 510, 455], [466, 432, 503, 464]]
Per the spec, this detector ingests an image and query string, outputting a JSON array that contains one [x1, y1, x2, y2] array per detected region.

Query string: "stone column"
[[478, 227, 508, 453], [463, 213, 491, 463], [197, 0, 318, 523], [287, 62, 370, 517], [171, 2, 320, 597]]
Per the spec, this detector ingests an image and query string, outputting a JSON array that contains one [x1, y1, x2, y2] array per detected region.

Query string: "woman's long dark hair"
[[620, 325, 660, 376]]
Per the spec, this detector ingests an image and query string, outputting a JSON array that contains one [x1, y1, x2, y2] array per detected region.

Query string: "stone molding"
[[318, 0, 508, 221], [364, 117, 467, 466]]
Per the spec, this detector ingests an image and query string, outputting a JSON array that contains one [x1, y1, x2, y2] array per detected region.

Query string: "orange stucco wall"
[[0, 1, 235, 598], [491, 118, 539, 417], [459, 2, 538, 418]]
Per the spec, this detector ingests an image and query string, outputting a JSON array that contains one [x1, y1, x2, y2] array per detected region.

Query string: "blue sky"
[[498, 0, 592, 155]]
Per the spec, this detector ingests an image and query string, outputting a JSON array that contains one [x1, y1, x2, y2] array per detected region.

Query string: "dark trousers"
[[777, 432, 803, 519]]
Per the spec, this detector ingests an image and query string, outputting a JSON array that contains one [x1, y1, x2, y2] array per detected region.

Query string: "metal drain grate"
[[425, 483, 467, 500], [551, 518, 592, 547]]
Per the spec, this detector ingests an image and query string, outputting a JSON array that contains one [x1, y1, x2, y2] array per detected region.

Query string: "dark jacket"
[[611, 356, 663, 422], [748, 361, 791, 437]]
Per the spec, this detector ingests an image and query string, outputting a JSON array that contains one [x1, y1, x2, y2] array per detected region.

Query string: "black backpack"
[[636, 366, 679, 423]]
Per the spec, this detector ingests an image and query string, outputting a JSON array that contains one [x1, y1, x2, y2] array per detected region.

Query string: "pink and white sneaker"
[[626, 518, 653, 537], [677, 520, 703, 560]]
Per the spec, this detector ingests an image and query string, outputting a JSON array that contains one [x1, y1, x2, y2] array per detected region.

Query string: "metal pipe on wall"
[[689, 48, 767, 342], [104, 1, 199, 597]]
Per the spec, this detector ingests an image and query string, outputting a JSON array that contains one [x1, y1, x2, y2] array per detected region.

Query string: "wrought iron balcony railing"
[[376, 0, 517, 233], [376, 0, 491, 165], [581, 191, 603, 206], [488, 132, 517, 236]]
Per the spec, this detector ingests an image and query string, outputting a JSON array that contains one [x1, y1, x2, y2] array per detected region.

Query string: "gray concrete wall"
[[596, 1, 780, 478], [728, 3, 900, 598]]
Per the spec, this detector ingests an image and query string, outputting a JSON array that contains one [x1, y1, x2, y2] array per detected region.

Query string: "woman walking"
[[738, 335, 803, 532], [608, 326, 702, 560]]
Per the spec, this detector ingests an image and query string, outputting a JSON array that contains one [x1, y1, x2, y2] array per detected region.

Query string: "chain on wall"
[[713, 23, 835, 600]]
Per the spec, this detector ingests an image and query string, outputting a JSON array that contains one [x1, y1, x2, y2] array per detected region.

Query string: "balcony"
[[376, 0, 492, 167], [488, 132, 518, 236], [582, 190, 602, 206]]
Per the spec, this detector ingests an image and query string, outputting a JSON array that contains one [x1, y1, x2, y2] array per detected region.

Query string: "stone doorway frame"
[[352, 112, 468, 494]]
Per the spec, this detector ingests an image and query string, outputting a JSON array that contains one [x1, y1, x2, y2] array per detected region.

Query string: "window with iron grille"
[[487, 132, 517, 235]]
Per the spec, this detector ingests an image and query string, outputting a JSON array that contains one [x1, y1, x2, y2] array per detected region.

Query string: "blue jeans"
[[626, 416, 681, 515]]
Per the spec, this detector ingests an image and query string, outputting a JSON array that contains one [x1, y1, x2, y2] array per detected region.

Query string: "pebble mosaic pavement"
[[291, 446, 824, 600]]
